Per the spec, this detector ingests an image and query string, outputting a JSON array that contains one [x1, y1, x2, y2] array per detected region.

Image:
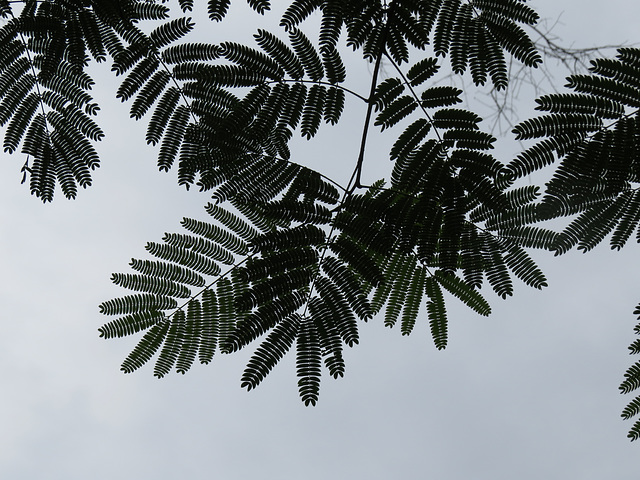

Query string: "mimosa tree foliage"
[[2, 0, 640, 440]]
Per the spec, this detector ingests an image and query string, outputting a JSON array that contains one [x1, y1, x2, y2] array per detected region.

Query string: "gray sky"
[[1, 1, 640, 479]]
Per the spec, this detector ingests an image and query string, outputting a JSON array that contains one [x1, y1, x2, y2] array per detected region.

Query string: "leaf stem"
[[350, 25, 389, 192]]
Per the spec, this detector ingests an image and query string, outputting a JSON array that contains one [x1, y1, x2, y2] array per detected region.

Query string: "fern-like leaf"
[[289, 28, 323, 81], [296, 317, 322, 406], [241, 314, 299, 390], [434, 270, 491, 316], [425, 276, 448, 350]]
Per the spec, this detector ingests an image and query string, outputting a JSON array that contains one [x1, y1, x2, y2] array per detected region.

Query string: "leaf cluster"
[[81, 0, 550, 404], [498, 45, 640, 439], [507, 49, 640, 257], [14, 0, 630, 414]]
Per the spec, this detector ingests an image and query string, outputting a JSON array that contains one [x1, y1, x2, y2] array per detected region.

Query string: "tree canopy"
[[2, 0, 640, 441]]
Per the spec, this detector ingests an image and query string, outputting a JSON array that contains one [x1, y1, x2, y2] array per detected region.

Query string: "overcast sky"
[[2, 1, 640, 479]]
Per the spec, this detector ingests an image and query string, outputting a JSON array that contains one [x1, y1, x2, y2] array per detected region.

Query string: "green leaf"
[[434, 270, 491, 316], [425, 276, 447, 350]]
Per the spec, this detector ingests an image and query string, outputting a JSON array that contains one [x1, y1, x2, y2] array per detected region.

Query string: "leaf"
[[99, 310, 165, 340], [254, 28, 303, 79], [158, 104, 190, 171], [434, 271, 491, 316], [323, 86, 345, 125], [280, 0, 321, 31], [400, 265, 427, 335], [321, 255, 373, 321], [407, 57, 439, 86], [482, 234, 513, 298], [241, 314, 299, 390], [322, 45, 346, 84], [421, 85, 463, 108], [176, 299, 202, 374], [425, 276, 448, 350], [220, 41, 283, 80], [513, 114, 603, 141], [208, 0, 231, 21], [145, 241, 221, 276], [154, 310, 186, 378], [373, 78, 404, 112], [315, 276, 359, 347], [375, 95, 417, 131], [99, 294, 178, 316], [120, 322, 169, 374], [247, 0, 271, 15], [111, 273, 191, 298], [502, 244, 548, 289], [296, 317, 322, 406], [300, 84, 325, 139], [181, 217, 248, 255], [382, 253, 418, 329], [289, 28, 323, 81], [198, 289, 219, 364]]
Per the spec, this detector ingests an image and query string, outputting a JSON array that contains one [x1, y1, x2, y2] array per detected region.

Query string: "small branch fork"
[[350, 42, 385, 192], [348, 5, 390, 194]]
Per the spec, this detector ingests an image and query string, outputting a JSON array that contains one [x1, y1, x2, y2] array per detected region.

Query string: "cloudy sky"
[[2, 1, 640, 479]]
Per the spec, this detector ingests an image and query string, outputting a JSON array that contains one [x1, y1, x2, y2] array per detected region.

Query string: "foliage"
[[505, 45, 640, 440], [1, 0, 639, 439]]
